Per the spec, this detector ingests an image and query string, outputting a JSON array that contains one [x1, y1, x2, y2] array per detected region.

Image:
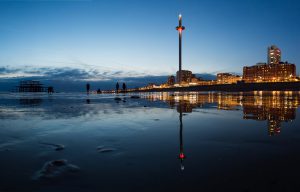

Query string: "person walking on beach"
[[86, 83, 90, 94], [122, 83, 127, 92], [116, 82, 119, 93], [47, 86, 54, 94]]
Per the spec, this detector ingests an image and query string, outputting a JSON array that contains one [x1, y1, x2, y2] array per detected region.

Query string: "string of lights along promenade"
[[176, 14, 185, 84]]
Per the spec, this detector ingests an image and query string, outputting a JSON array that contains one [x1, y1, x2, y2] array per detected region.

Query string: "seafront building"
[[176, 70, 193, 84], [268, 45, 281, 65], [137, 44, 297, 91], [243, 45, 296, 83], [243, 62, 296, 83], [217, 73, 242, 84]]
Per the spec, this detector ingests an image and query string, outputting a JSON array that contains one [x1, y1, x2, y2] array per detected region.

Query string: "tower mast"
[[176, 14, 185, 84]]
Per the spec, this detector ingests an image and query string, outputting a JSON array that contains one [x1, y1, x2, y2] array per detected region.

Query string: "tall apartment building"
[[243, 46, 296, 82]]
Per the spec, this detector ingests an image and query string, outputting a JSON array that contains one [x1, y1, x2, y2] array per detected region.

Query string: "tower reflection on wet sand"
[[177, 101, 193, 171], [178, 105, 185, 171]]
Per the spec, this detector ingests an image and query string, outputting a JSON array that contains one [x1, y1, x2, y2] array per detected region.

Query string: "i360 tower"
[[176, 14, 185, 84]]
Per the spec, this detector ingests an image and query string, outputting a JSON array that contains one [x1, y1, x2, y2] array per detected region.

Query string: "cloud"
[[42, 68, 91, 80], [0, 65, 216, 91], [0, 65, 152, 81], [0, 67, 20, 74]]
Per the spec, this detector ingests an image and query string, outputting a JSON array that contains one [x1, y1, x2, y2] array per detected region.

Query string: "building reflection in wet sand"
[[144, 91, 300, 136]]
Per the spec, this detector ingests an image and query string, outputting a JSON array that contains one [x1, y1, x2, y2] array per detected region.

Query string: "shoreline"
[[130, 81, 300, 92]]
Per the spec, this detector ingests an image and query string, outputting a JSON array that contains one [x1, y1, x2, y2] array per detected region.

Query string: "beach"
[[1, 92, 300, 191]]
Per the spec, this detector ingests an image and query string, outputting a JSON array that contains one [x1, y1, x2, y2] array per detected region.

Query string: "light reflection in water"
[[177, 100, 189, 171], [1, 92, 300, 191], [178, 103, 185, 171], [143, 91, 300, 136]]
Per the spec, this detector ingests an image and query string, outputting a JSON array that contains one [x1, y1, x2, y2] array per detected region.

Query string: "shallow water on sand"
[[1, 91, 300, 192]]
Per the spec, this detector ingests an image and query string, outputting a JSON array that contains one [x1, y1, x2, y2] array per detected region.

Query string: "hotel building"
[[217, 73, 242, 84], [176, 70, 193, 83], [268, 45, 281, 64], [243, 46, 296, 83]]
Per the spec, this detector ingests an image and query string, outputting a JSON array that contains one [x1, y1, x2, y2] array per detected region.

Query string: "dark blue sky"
[[0, 0, 300, 81]]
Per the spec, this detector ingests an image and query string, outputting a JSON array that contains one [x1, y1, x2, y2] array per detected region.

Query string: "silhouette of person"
[[86, 83, 90, 94], [97, 89, 102, 94], [116, 82, 119, 93], [47, 86, 54, 94], [122, 83, 127, 92]]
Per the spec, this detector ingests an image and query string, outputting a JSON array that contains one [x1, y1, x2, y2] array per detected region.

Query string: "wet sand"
[[1, 92, 300, 192]]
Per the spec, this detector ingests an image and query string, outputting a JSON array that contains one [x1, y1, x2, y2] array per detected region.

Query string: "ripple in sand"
[[97, 146, 117, 153], [39, 142, 65, 151], [114, 97, 122, 101], [130, 96, 140, 99], [33, 159, 80, 180]]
